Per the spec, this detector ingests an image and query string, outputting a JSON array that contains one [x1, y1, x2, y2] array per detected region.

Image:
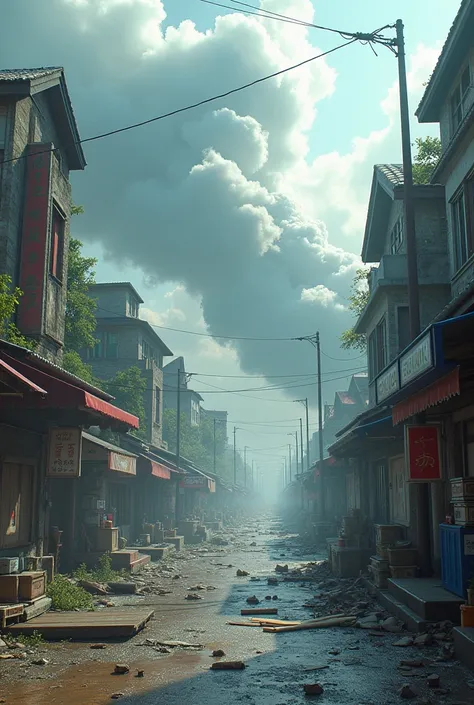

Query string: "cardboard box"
[[0, 574, 19, 603], [18, 571, 46, 602]]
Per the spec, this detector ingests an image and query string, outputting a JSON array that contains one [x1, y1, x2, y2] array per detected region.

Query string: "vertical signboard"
[[405, 425, 442, 482], [47, 428, 82, 478], [17, 144, 53, 334]]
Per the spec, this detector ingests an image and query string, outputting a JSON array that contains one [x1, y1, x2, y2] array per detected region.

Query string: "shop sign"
[[400, 333, 433, 386], [376, 362, 399, 403], [109, 451, 136, 475], [47, 428, 82, 478], [17, 145, 52, 334], [151, 461, 171, 480], [405, 425, 441, 482], [180, 475, 208, 489]]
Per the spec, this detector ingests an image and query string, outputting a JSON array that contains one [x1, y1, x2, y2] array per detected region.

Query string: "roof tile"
[[0, 67, 62, 82]]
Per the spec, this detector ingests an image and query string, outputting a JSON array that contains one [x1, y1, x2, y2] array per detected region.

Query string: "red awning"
[[150, 461, 171, 480], [392, 367, 460, 425], [83, 392, 139, 429], [0, 358, 48, 395]]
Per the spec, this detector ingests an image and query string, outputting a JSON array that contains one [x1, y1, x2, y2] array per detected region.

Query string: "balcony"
[[368, 253, 450, 296]]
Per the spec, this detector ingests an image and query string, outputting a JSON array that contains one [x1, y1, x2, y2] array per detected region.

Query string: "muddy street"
[[0, 517, 472, 705]]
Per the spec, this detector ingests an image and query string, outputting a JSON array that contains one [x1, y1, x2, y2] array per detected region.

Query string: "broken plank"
[[241, 608, 278, 616]]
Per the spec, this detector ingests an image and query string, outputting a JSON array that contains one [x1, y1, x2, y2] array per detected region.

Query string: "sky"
[[1, 0, 460, 489]]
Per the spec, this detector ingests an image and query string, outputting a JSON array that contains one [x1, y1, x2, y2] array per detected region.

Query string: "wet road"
[[0, 518, 473, 705]]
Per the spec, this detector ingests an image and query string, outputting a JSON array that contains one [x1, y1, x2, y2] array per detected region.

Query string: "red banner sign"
[[405, 425, 442, 482], [109, 451, 136, 475], [18, 144, 53, 333], [151, 461, 171, 480]]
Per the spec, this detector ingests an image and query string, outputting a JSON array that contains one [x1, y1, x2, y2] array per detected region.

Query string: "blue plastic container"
[[440, 523, 474, 597]]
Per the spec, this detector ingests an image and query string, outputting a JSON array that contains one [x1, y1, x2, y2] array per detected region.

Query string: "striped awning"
[[392, 367, 460, 425]]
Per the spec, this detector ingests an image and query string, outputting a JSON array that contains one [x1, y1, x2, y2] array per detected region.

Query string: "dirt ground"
[[0, 516, 473, 705]]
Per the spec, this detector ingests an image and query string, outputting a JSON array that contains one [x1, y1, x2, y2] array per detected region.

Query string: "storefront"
[[180, 471, 216, 517]]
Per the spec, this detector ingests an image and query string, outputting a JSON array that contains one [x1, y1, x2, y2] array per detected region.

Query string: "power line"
[[320, 349, 366, 362], [0, 39, 357, 169]]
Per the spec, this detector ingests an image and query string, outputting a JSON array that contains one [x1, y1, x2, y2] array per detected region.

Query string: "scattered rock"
[[382, 616, 398, 629], [188, 585, 206, 591], [31, 658, 49, 666], [250, 542, 257, 547], [275, 564, 289, 573], [399, 660, 424, 668], [328, 649, 340, 655], [303, 683, 324, 696], [246, 595, 259, 605], [267, 577, 278, 586], [272, 595, 279, 601], [114, 664, 130, 675], [212, 650, 226, 657], [185, 593, 203, 601], [90, 644, 107, 650], [210, 661, 246, 670], [399, 684, 417, 699], [414, 633, 434, 647], [0, 639, 7, 648], [393, 637, 414, 647], [265, 595, 272, 601], [111, 693, 124, 700], [427, 674, 440, 688], [136, 670, 145, 678]]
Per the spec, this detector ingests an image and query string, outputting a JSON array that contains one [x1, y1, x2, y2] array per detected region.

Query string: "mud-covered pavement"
[[1, 517, 473, 705]]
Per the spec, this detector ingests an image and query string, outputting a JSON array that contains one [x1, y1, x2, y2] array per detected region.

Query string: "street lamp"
[[294, 398, 310, 471]]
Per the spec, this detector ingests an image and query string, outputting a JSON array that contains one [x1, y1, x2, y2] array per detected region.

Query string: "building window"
[[142, 339, 156, 365], [0, 109, 6, 188], [0, 462, 34, 549], [191, 398, 200, 427], [368, 316, 387, 381], [397, 306, 410, 353], [128, 294, 138, 318], [450, 64, 471, 134], [390, 217, 404, 254], [155, 386, 161, 424], [105, 332, 118, 359], [50, 205, 65, 281], [87, 336, 103, 359], [452, 189, 469, 270]]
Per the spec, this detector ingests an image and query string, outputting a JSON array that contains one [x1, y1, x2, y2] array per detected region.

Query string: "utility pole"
[[396, 19, 420, 339], [289, 432, 299, 479], [244, 446, 248, 488], [252, 460, 255, 488], [305, 398, 310, 470], [213, 418, 217, 475], [233, 426, 237, 485], [175, 367, 182, 523], [316, 332, 325, 518], [299, 418, 304, 475], [288, 444, 292, 483]]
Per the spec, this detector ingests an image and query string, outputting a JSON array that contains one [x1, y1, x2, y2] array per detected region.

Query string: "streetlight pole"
[[213, 418, 217, 475], [299, 417, 304, 475], [288, 444, 292, 483], [289, 432, 299, 479], [175, 367, 182, 523], [295, 398, 311, 471], [233, 426, 238, 485], [244, 446, 248, 488]]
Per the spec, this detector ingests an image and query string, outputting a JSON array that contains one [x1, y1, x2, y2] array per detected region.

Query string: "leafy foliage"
[[46, 574, 94, 611], [0, 274, 36, 349], [62, 350, 98, 385], [65, 237, 98, 352], [340, 268, 370, 351], [103, 366, 147, 438], [412, 136, 441, 185], [73, 553, 123, 583]]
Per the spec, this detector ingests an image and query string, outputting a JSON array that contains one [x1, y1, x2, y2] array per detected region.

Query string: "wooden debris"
[[263, 615, 356, 633], [78, 580, 108, 596], [249, 618, 300, 626], [107, 582, 137, 595], [210, 661, 246, 670], [241, 608, 278, 615]]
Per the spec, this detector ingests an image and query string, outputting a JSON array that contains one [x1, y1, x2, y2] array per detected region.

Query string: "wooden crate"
[[451, 478, 474, 502], [0, 574, 19, 603], [376, 543, 391, 560], [0, 603, 24, 628], [96, 527, 119, 552], [389, 565, 418, 579], [388, 548, 418, 566], [18, 571, 46, 602], [375, 524, 403, 545], [453, 502, 474, 526]]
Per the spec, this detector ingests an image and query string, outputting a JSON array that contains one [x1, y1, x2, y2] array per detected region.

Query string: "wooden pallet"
[[6, 608, 154, 640], [0, 603, 24, 629]]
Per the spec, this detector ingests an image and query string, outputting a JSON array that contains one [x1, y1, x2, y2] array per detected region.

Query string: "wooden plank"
[[6, 608, 154, 640], [241, 608, 278, 615]]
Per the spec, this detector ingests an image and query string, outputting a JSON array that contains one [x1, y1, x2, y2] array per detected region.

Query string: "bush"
[[72, 553, 122, 584], [46, 575, 94, 611]]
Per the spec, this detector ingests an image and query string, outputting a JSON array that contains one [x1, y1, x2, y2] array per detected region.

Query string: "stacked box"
[[450, 478, 474, 526]]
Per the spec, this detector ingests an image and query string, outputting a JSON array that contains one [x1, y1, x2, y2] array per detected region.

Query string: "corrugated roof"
[[0, 67, 62, 82], [375, 164, 404, 187]]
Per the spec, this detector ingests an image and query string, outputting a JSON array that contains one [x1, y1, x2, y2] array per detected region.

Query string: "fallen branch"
[[249, 618, 301, 626]]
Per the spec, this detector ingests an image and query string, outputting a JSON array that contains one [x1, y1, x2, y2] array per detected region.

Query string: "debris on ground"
[[241, 608, 278, 616], [246, 595, 259, 605], [275, 564, 288, 573], [399, 684, 417, 699], [136, 670, 145, 678], [90, 643, 107, 649], [78, 580, 108, 595], [188, 584, 206, 591], [31, 658, 49, 666], [111, 692, 124, 699], [185, 593, 202, 600], [427, 674, 440, 688], [303, 683, 324, 696], [210, 661, 246, 670], [114, 664, 130, 675], [393, 637, 414, 647], [212, 649, 226, 657], [267, 577, 278, 586]]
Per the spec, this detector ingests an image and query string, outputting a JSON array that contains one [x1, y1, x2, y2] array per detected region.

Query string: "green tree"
[[104, 366, 147, 438], [412, 136, 441, 185], [65, 237, 98, 352], [0, 274, 36, 349], [340, 268, 370, 352], [163, 409, 228, 475], [62, 350, 97, 384]]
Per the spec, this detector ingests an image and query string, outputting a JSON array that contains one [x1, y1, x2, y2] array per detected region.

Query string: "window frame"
[[450, 64, 471, 135], [50, 204, 66, 283], [368, 316, 387, 381], [105, 332, 118, 359], [451, 177, 474, 272], [390, 216, 404, 255]]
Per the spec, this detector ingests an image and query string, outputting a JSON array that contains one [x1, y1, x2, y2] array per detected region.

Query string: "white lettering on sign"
[[465, 535, 474, 556], [109, 452, 136, 475], [47, 427, 82, 478], [400, 333, 432, 386], [376, 363, 399, 403]]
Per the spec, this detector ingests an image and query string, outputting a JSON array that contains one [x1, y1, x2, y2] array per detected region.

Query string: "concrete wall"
[[90, 286, 139, 319], [0, 94, 73, 362]]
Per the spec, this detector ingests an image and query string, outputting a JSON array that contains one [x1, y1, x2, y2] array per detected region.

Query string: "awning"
[[150, 460, 171, 480], [392, 367, 460, 425], [0, 358, 48, 396], [354, 415, 393, 436], [83, 432, 138, 475], [0, 354, 139, 430]]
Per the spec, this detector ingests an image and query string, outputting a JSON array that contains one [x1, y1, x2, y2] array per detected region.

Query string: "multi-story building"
[[163, 356, 203, 429], [0, 67, 86, 361], [81, 282, 172, 447]]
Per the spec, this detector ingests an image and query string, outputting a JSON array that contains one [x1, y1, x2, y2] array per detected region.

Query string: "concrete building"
[[0, 67, 86, 361], [163, 356, 203, 428], [81, 282, 172, 448], [356, 165, 451, 405]]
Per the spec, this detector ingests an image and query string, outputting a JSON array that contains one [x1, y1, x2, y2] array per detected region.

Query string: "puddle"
[[0, 651, 206, 705]]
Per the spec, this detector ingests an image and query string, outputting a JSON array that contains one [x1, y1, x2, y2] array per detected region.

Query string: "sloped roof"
[[417, 0, 474, 122], [0, 66, 85, 170], [376, 164, 404, 187], [90, 282, 144, 304], [336, 391, 356, 405]]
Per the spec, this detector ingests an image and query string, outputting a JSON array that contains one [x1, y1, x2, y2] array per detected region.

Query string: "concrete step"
[[387, 578, 463, 623], [164, 536, 184, 552], [111, 550, 140, 570], [127, 544, 174, 561], [376, 587, 428, 632], [453, 627, 474, 669], [130, 554, 151, 574]]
